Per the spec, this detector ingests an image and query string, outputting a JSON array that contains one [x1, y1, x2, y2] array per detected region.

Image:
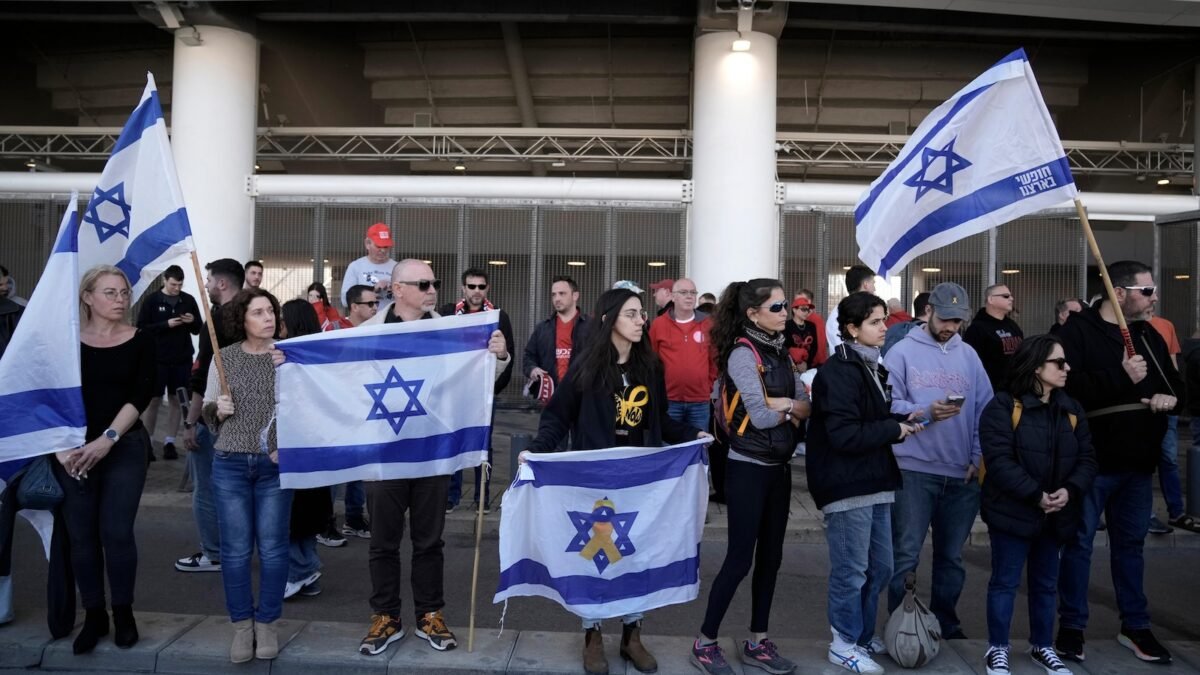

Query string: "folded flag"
[[77, 72, 193, 302], [0, 197, 86, 464], [274, 311, 498, 489], [494, 439, 709, 619], [855, 48, 1078, 278]]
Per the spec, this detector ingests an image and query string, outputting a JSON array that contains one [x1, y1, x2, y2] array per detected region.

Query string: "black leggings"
[[701, 459, 791, 637], [53, 430, 149, 609]]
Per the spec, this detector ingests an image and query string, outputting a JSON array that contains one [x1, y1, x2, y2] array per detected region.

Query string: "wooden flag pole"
[[188, 250, 230, 396], [1074, 198, 1137, 358], [467, 461, 491, 652]]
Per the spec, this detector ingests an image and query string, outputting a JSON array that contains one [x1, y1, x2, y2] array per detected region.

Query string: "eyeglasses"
[[793, 304, 814, 312], [465, 283, 488, 291], [673, 289, 698, 296], [764, 301, 788, 314], [353, 300, 379, 307], [1043, 357, 1069, 369], [620, 309, 649, 321], [1122, 285, 1156, 297], [990, 293, 1013, 299], [95, 288, 131, 300], [395, 279, 441, 292]]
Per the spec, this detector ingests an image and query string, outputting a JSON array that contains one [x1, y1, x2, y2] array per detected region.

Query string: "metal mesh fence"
[[0, 198, 66, 301], [996, 211, 1084, 336], [1157, 220, 1198, 339]]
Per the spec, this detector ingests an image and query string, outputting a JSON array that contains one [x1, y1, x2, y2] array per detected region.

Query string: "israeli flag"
[[855, 48, 1078, 278], [77, 73, 194, 302], [274, 312, 498, 489], [494, 440, 708, 619], [0, 198, 86, 464]]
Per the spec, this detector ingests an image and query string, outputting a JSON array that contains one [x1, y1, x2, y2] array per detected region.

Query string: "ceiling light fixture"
[[1001, 269, 1021, 274], [551, 160, 566, 168], [920, 267, 941, 273], [488, 260, 508, 266], [1157, 177, 1170, 186], [731, 36, 751, 52], [567, 261, 587, 267], [421, 259, 432, 264], [1175, 274, 1190, 280], [454, 160, 466, 171], [647, 261, 666, 267], [732, 5, 753, 52]]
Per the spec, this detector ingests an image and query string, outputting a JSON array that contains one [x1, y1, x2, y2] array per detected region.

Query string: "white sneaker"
[[863, 636, 886, 655], [985, 645, 1010, 675], [175, 552, 221, 573], [829, 629, 884, 674], [283, 571, 321, 600]]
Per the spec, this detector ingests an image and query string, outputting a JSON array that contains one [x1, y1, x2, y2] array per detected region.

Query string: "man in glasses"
[[340, 222, 398, 309], [883, 282, 993, 641], [963, 283, 1024, 391], [440, 267, 515, 514], [345, 284, 380, 327], [649, 277, 716, 433], [1056, 260, 1183, 665]]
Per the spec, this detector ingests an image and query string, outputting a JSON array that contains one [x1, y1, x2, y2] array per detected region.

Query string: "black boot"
[[112, 605, 139, 648], [73, 607, 109, 654]]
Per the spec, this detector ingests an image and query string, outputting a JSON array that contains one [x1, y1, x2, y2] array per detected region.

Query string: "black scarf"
[[742, 321, 786, 355]]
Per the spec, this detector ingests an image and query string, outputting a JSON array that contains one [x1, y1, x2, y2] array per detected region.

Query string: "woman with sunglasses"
[[978, 334, 1096, 675], [55, 265, 156, 654], [692, 279, 810, 675], [785, 290, 819, 371], [525, 287, 706, 675], [306, 282, 351, 331]]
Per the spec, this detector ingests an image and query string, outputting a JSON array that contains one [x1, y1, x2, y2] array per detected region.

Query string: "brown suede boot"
[[583, 627, 609, 675], [621, 621, 658, 673]]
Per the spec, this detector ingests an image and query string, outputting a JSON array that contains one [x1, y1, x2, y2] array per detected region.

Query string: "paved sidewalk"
[[4, 609, 1200, 674]]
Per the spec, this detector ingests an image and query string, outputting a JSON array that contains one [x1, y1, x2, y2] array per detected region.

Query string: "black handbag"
[[16, 456, 64, 510]]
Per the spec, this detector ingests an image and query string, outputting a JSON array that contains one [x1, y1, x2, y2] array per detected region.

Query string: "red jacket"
[[808, 312, 829, 366], [649, 309, 717, 403], [885, 310, 913, 327]]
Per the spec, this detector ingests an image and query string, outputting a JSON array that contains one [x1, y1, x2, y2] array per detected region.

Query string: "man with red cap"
[[650, 278, 675, 317], [340, 223, 398, 309]]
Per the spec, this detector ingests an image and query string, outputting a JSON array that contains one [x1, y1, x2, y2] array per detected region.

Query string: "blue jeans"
[[889, 470, 980, 636], [212, 451, 293, 623], [668, 401, 710, 434], [1059, 471, 1152, 631], [987, 529, 1060, 648], [825, 502, 892, 646], [1159, 416, 1184, 520], [330, 482, 366, 520], [191, 424, 221, 561], [288, 536, 321, 584]]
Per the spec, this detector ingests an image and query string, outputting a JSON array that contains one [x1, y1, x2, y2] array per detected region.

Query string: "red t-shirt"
[[555, 315, 578, 381]]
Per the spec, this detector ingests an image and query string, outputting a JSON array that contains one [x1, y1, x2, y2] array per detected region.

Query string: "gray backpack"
[[884, 573, 942, 668]]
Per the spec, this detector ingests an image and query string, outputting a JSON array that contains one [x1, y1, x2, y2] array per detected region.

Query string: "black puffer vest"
[[724, 339, 798, 464]]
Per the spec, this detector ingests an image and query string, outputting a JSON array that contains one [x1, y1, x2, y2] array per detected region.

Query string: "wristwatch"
[[182, 421, 194, 430], [103, 428, 120, 443]]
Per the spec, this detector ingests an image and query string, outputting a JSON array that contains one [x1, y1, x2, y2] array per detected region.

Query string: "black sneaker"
[[1148, 515, 1174, 535], [174, 552, 221, 573], [985, 645, 1010, 675], [1054, 627, 1085, 662], [470, 501, 492, 515], [445, 501, 457, 514], [359, 613, 404, 655], [342, 516, 371, 539], [416, 611, 457, 651], [943, 628, 968, 640], [1029, 646, 1071, 674], [163, 442, 179, 460], [1118, 627, 1171, 664], [316, 525, 347, 548]]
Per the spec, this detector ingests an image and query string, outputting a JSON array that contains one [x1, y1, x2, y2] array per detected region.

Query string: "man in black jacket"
[[0, 297, 22, 361], [963, 283, 1024, 390], [1055, 260, 1183, 665], [523, 275, 591, 390], [136, 265, 201, 460]]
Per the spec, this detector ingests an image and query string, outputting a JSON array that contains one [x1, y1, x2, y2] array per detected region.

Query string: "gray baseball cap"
[[928, 282, 971, 321]]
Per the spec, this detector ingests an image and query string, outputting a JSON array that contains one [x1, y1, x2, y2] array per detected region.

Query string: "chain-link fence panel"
[[0, 198, 60, 302], [779, 209, 822, 311], [996, 211, 1083, 336], [908, 231, 990, 317], [1158, 220, 1197, 339], [614, 207, 686, 311], [253, 203, 318, 304]]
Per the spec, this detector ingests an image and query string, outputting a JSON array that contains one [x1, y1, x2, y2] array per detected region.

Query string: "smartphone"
[[946, 394, 965, 407], [913, 415, 932, 426]]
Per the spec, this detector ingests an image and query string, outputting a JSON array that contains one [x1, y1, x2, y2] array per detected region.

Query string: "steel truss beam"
[[0, 126, 1192, 177]]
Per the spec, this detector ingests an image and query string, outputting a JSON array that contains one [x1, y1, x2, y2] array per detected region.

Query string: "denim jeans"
[[1159, 416, 1184, 520], [1059, 471, 1152, 631], [288, 536, 321, 583], [888, 469, 980, 636], [986, 529, 1060, 649], [668, 400, 710, 435], [825, 502, 892, 646], [191, 424, 221, 561], [330, 481, 366, 520], [212, 451, 293, 623]]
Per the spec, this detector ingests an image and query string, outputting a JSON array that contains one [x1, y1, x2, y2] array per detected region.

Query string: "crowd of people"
[[2, 220, 1195, 675]]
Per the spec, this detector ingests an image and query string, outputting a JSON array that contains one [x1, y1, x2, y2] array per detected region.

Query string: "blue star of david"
[[364, 366, 427, 434], [903, 138, 972, 202], [566, 500, 638, 574], [83, 182, 133, 243]]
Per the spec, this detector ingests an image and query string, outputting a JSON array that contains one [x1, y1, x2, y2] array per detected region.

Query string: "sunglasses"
[[1044, 357, 1068, 369], [1122, 285, 1156, 297], [764, 301, 788, 314], [353, 300, 379, 307], [395, 279, 441, 292], [465, 283, 488, 290], [990, 293, 1012, 299], [793, 304, 814, 311]]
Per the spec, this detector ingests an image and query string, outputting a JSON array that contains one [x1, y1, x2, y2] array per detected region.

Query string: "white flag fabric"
[[494, 440, 708, 619], [0, 198, 86, 464], [274, 312, 498, 489], [855, 48, 1078, 278], [77, 72, 194, 302]]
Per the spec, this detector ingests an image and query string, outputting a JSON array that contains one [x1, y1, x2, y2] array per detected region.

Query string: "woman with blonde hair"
[[54, 265, 156, 654]]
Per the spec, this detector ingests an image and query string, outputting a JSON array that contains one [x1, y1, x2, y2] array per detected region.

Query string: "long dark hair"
[[307, 282, 330, 306], [572, 288, 659, 391], [1005, 334, 1063, 398], [711, 278, 783, 373], [223, 288, 281, 342], [837, 292, 887, 340], [282, 298, 322, 339]]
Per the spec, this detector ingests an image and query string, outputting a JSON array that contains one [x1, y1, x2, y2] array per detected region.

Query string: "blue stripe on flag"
[[994, 47, 1028, 67], [497, 552, 700, 604], [855, 84, 994, 224], [280, 322, 499, 365], [111, 90, 164, 155], [52, 208, 79, 254], [0, 387, 86, 441], [280, 426, 490, 473], [522, 444, 707, 490], [114, 208, 192, 284], [877, 156, 1073, 275]]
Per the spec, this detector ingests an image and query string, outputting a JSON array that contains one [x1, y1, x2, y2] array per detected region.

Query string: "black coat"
[[438, 303, 516, 393], [963, 308, 1025, 391], [522, 313, 592, 385], [805, 344, 905, 510], [290, 487, 334, 539], [136, 290, 202, 365], [528, 363, 699, 453], [1058, 306, 1184, 474], [980, 391, 1098, 541]]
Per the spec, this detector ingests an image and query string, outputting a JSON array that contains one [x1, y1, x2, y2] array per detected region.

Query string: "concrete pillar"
[[171, 25, 258, 268], [689, 30, 778, 297]]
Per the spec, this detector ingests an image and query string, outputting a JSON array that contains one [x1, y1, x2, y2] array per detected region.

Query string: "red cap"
[[650, 278, 674, 291], [366, 223, 393, 247]]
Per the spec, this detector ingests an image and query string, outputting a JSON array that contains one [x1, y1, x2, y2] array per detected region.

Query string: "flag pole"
[[188, 250, 230, 395], [467, 461, 490, 652], [1074, 198, 1137, 358]]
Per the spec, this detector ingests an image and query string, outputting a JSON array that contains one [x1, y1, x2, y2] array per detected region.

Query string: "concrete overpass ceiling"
[[781, 0, 1200, 28]]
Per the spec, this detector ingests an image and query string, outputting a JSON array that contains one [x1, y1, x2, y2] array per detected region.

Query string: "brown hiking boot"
[[583, 627, 609, 675], [621, 621, 658, 673]]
